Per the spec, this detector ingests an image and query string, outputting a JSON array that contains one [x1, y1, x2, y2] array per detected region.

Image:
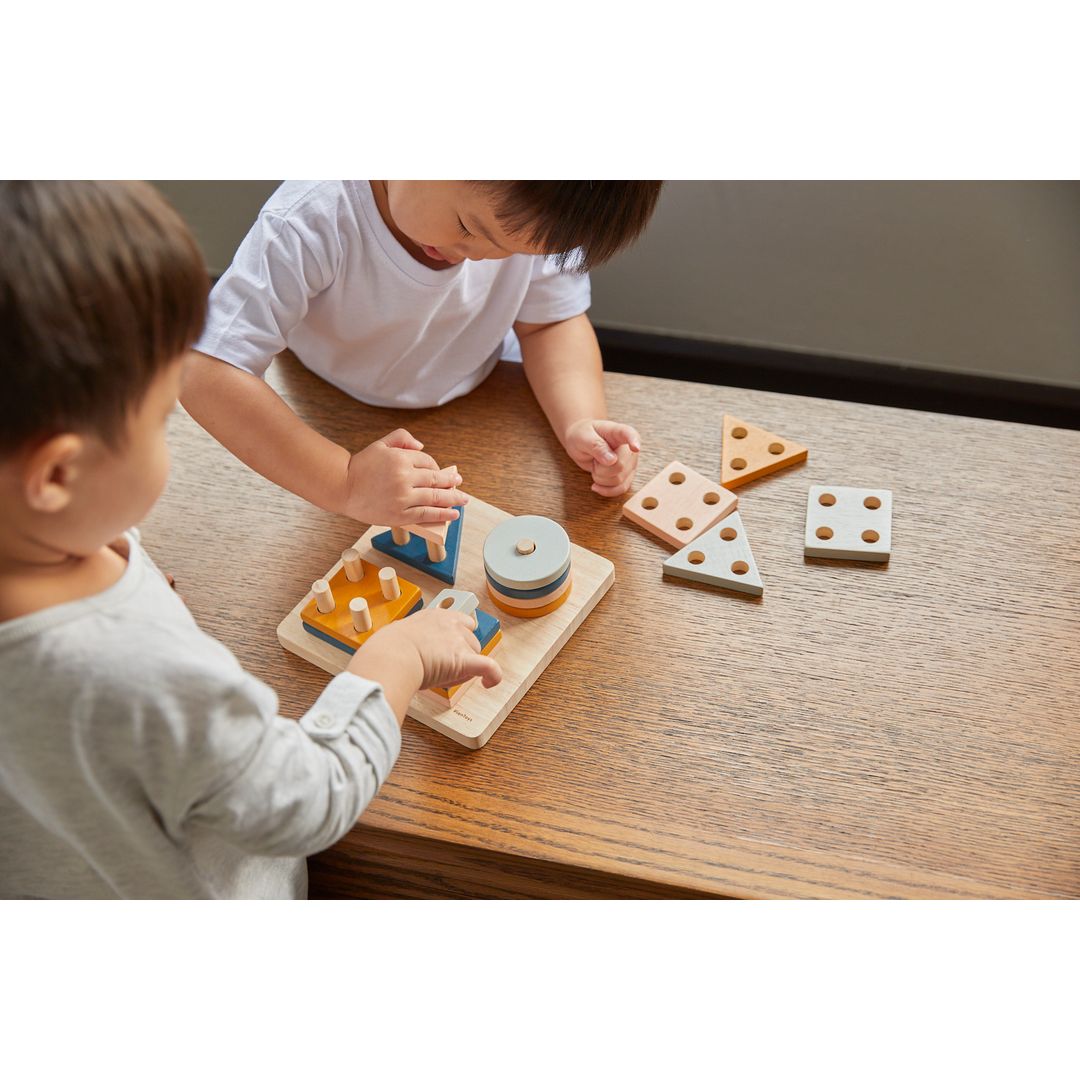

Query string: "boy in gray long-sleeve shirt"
[[0, 182, 501, 899]]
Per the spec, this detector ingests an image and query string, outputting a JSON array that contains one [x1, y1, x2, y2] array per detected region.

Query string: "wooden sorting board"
[[277, 496, 615, 749]]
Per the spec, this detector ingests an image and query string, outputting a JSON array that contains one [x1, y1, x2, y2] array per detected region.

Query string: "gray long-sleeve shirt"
[[0, 533, 400, 899]]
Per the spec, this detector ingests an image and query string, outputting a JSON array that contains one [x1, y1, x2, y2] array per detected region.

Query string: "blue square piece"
[[371, 507, 464, 586], [473, 608, 501, 650]]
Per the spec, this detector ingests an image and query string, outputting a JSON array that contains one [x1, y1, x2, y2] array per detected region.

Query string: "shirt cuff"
[[300, 672, 402, 776]]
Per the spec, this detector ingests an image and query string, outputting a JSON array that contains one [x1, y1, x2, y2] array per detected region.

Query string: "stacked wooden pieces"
[[278, 496, 614, 749], [483, 515, 574, 618]]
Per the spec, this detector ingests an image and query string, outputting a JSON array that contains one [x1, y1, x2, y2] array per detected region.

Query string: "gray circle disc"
[[483, 515, 572, 590]]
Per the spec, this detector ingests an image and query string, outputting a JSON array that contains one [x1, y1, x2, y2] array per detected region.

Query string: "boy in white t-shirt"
[[0, 181, 501, 899], [182, 181, 662, 527]]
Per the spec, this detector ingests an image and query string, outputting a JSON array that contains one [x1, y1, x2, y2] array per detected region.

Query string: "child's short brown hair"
[[0, 181, 208, 455], [474, 180, 663, 271]]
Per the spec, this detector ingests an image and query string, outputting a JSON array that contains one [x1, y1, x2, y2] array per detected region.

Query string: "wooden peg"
[[349, 597, 372, 633], [312, 579, 335, 613], [426, 539, 447, 562], [391, 527, 410, 546], [516, 538, 536, 555], [379, 565, 400, 600], [341, 547, 362, 582]]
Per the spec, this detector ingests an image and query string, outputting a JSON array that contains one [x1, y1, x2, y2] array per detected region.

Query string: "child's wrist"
[[347, 633, 424, 722], [560, 416, 591, 447], [336, 447, 365, 517]]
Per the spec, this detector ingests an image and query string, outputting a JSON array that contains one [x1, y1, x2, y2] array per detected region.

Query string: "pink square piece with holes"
[[622, 460, 738, 548]]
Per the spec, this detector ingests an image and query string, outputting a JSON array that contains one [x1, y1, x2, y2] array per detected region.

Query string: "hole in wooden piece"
[[676, 517, 694, 531], [864, 496, 882, 510], [688, 551, 706, 565], [730, 458, 747, 471], [816, 527, 834, 540], [641, 496, 659, 510], [862, 530, 880, 543], [768, 442, 785, 455], [439, 597, 455, 608], [668, 472, 686, 485], [720, 527, 737, 541], [731, 561, 749, 575], [732, 427, 748, 439], [703, 491, 720, 505], [818, 493, 836, 506]]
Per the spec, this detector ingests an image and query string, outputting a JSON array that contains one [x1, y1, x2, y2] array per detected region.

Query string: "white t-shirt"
[[195, 181, 592, 408]]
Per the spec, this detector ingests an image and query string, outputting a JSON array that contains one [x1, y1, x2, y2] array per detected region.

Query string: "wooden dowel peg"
[[349, 597, 372, 633], [379, 565, 400, 600], [391, 527, 410, 546], [426, 539, 447, 562], [516, 538, 536, 555], [342, 547, 362, 582], [312, 579, 335, 613]]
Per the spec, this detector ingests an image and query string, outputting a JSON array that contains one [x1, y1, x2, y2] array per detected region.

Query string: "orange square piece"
[[721, 415, 808, 489], [622, 460, 738, 548], [300, 558, 422, 652]]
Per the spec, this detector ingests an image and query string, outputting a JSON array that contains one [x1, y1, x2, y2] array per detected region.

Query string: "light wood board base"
[[277, 497, 614, 748]]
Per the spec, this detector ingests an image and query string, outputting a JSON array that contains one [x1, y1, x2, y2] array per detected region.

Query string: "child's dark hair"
[[0, 181, 208, 455], [473, 181, 663, 271]]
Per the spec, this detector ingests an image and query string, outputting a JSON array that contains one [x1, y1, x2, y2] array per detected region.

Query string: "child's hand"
[[564, 419, 641, 497], [347, 609, 503, 721], [342, 429, 466, 526], [390, 608, 503, 692]]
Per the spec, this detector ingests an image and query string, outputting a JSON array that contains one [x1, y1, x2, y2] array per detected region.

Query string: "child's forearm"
[[345, 635, 423, 726], [181, 352, 349, 515], [517, 313, 606, 446]]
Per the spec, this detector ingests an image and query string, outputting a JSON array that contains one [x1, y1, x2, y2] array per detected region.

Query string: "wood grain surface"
[[143, 353, 1080, 899]]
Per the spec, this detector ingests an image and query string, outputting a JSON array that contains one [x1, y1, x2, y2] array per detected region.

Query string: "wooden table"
[[144, 355, 1080, 898]]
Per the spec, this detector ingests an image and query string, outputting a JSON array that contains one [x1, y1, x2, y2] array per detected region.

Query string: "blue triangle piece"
[[371, 506, 465, 586]]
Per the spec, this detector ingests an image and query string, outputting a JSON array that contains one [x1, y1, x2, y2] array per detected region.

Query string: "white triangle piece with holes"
[[662, 511, 764, 596]]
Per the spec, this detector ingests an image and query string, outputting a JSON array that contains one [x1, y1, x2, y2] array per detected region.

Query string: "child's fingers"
[[404, 504, 461, 525], [411, 486, 466, 511], [414, 464, 464, 491], [591, 478, 633, 497], [402, 449, 441, 472], [582, 431, 619, 467], [450, 611, 480, 636], [466, 654, 503, 689], [591, 461, 626, 485], [597, 421, 642, 454], [382, 428, 425, 452], [592, 445, 636, 484]]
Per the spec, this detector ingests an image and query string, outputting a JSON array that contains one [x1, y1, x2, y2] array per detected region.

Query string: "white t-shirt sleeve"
[[195, 211, 338, 379], [515, 253, 592, 325]]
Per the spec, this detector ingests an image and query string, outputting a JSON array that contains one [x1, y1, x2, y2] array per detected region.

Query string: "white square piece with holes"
[[804, 485, 892, 563]]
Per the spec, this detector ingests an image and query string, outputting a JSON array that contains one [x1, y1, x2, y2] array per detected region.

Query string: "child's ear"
[[23, 433, 85, 514]]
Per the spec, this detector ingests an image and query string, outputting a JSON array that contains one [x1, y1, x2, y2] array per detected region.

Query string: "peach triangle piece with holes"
[[721, 415, 808, 490]]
